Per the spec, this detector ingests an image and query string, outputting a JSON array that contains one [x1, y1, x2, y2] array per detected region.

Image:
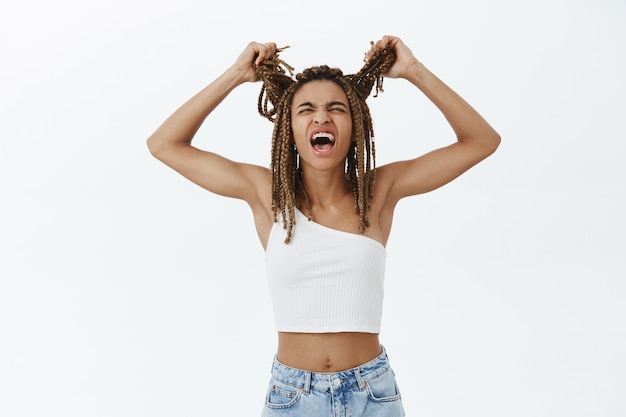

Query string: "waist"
[[277, 332, 381, 372], [270, 345, 391, 393]]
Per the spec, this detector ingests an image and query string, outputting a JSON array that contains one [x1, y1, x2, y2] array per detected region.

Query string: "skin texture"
[[147, 35, 501, 372], [291, 80, 353, 177]]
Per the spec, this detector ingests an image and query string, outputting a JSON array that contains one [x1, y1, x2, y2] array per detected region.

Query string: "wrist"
[[223, 64, 253, 86], [403, 60, 433, 88], [402, 59, 426, 80]]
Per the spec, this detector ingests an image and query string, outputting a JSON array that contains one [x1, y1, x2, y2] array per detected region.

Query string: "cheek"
[[291, 124, 307, 148], [343, 122, 353, 141], [291, 122, 302, 138]]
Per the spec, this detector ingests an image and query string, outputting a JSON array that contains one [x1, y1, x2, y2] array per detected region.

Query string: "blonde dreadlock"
[[256, 44, 396, 243]]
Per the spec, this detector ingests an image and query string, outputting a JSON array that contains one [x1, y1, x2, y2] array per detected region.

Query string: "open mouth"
[[310, 132, 335, 153]]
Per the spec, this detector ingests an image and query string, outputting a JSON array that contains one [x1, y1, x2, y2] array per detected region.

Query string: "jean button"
[[332, 378, 341, 386]]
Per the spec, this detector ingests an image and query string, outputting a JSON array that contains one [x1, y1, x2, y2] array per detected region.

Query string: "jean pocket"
[[365, 368, 402, 402], [264, 380, 302, 410]]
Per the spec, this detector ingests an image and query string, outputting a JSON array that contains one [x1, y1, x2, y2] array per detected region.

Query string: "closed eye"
[[294, 101, 348, 114], [327, 101, 348, 112]]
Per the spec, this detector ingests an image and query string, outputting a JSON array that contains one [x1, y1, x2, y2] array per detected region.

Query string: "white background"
[[1, 0, 625, 416]]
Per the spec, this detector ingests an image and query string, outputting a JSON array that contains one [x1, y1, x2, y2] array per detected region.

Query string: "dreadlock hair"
[[256, 44, 396, 243]]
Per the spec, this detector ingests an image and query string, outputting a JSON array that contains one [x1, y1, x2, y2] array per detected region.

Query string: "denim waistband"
[[270, 346, 392, 394]]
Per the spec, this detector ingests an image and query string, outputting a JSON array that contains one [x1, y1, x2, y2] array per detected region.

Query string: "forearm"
[[405, 61, 500, 149], [147, 66, 247, 156]]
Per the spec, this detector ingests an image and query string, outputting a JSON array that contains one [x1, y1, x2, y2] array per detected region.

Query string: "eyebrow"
[[295, 101, 349, 110]]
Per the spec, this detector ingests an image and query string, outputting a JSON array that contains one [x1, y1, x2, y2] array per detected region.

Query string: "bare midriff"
[[277, 332, 382, 373]]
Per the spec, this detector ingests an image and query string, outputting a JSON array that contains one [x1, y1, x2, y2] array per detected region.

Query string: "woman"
[[147, 35, 500, 416]]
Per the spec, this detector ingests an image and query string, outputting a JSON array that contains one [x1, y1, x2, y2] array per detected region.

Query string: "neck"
[[299, 167, 352, 208]]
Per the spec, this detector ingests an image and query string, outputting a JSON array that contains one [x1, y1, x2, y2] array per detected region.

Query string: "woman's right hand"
[[230, 41, 278, 83]]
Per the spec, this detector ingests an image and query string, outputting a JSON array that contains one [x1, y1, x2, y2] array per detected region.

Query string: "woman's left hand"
[[365, 35, 420, 79]]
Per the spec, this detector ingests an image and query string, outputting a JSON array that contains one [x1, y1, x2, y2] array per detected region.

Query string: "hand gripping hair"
[[255, 44, 396, 243]]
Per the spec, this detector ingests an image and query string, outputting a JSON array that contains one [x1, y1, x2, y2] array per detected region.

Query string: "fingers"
[[249, 41, 277, 66], [363, 35, 420, 80], [235, 41, 277, 68], [374, 35, 401, 51], [230, 41, 277, 83], [364, 35, 401, 61]]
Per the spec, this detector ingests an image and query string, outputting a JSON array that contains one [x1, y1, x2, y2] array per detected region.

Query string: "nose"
[[314, 110, 330, 124]]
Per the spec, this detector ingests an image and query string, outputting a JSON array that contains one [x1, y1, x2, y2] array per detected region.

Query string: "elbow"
[[460, 129, 501, 159], [477, 127, 501, 157], [487, 131, 501, 155], [146, 134, 163, 160]]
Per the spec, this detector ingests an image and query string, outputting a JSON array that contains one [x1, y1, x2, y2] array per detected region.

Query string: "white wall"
[[1, 0, 625, 416]]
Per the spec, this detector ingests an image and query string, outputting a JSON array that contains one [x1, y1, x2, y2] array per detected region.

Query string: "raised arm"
[[370, 36, 501, 204], [146, 42, 277, 203]]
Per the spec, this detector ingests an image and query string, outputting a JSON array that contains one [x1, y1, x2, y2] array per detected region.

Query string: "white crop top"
[[265, 208, 386, 333]]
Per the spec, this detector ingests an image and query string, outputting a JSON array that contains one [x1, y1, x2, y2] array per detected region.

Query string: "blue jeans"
[[261, 347, 405, 417]]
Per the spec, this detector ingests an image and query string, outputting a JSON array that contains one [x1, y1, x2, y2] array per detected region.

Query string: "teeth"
[[311, 132, 335, 142]]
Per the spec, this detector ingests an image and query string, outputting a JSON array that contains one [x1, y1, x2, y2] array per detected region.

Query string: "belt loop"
[[355, 367, 366, 390], [302, 371, 312, 394]]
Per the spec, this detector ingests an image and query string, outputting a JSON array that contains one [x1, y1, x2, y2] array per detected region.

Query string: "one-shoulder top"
[[265, 209, 386, 333]]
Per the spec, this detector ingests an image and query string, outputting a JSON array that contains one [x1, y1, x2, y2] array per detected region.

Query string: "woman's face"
[[290, 80, 353, 174]]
